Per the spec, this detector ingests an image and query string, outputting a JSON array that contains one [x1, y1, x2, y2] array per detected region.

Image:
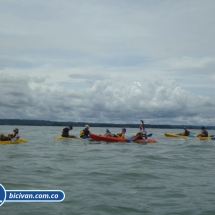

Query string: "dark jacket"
[[82, 128, 90, 136], [62, 127, 70, 137]]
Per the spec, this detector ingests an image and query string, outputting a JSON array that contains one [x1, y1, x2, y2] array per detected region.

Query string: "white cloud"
[[0, 73, 214, 125]]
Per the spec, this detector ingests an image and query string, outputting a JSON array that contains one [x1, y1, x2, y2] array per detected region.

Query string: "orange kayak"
[[89, 133, 157, 143], [89, 133, 126, 142], [134, 138, 157, 143]]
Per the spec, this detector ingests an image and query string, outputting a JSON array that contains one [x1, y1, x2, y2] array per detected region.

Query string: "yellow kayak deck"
[[0, 138, 27, 144], [164, 133, 211, 140], [54, 136, 80, 140]]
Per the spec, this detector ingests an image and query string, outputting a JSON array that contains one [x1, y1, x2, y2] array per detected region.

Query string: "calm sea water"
[[0, 125, 215, 215]]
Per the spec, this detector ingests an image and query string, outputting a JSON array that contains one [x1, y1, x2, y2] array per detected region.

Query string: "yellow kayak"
[[164, 132, 188, 138], [0, 138, 27, 144], [164, 133, 212, 140], [197, 136, 212, 140], [54, 136, 80, 140]]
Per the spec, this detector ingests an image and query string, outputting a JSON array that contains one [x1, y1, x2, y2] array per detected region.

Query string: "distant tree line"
[[0, 119, 214, 129]]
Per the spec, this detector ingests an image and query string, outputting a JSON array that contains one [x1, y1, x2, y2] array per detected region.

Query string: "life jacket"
[[202, 130, 208, 137], [117, 132, 123, 137], [80, 130, 84, 137], [61, 130, 68, 137], [136, 130, 147, 138], [8, 132, 15, 138], [136, 131, 143, 137]]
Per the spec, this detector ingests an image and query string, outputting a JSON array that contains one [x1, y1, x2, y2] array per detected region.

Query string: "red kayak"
[[134, 138, 157, 143], [89, 133, 157, 143], [89, 133, 126, 142]]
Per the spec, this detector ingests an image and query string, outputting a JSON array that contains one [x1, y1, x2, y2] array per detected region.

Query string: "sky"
[[0, 0, 215, 125]]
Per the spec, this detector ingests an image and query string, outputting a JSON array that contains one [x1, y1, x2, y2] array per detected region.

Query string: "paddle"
[[126, 137, 132, 142], [188, 135, 195, 138]]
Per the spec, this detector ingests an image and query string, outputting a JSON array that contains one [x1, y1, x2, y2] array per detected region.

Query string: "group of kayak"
[[1, 124, 214, 144], [164, 126, 215, 140], [55, 121, 157, 143], [0, 121, 156, 144]]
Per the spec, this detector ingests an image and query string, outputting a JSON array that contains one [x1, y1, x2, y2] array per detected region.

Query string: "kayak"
[[89, 133, 157, 143], [54, 136, 80, 140], [197, 136, 212, 140], [164, 132, 189, 138], [164, 132, 212, 140], [89, 133, 126, 142], [134, 138, 157, 143], [0, 138, 27, 144]]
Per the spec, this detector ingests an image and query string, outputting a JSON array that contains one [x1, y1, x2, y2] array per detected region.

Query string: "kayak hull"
[[164, 132, 188, 138], [197, 137, 212, 140], [134, 138, 157, 143], [89, 133, 126, 142], [89, 133, 157, 143], [0, 138, 27, 144], [164, 132, 212, 140], [54, 136, 80, 140]]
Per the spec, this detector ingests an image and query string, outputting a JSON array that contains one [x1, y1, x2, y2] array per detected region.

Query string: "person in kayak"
[[132, 120, 147, 141], [197, 126, 208, 137], [61, 126, 77, 138], [103, 128, 126, 138], [0, 128, 20, 141], [178, 127, 194, 136], [80, 125, 90, 138]]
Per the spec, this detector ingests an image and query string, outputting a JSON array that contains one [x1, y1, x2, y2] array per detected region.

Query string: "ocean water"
[[0, 125, 215, 215]]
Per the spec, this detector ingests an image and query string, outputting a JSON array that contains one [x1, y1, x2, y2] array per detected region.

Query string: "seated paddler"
[[61, 126, 78, 138], [80, 125, 90, 138], [0, 128, 20, 141]]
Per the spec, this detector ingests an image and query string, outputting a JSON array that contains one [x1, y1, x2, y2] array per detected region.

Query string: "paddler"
[[132, 120, 147, 141], [196, 126, 208, 137], [0, 128, 20, 141], [61, 126, 78, 138], [80, 125, 90, 138], [103, 128, 126, 138], [178, 127, 194, 136]]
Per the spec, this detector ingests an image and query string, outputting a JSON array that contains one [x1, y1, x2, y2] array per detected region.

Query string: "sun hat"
[[85, 125, 89, 129]]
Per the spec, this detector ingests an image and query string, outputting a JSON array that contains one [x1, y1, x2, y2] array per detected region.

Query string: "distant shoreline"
[[0, 119, 214, 130]]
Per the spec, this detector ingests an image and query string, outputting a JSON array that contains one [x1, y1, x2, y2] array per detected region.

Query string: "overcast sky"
[[0, 0, 215, 125]]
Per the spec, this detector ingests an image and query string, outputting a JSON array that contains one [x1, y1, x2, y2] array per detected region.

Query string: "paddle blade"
[[188, 135, 194, 138], [126, 137, 132, 141], [147, 133, 152, 137]]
